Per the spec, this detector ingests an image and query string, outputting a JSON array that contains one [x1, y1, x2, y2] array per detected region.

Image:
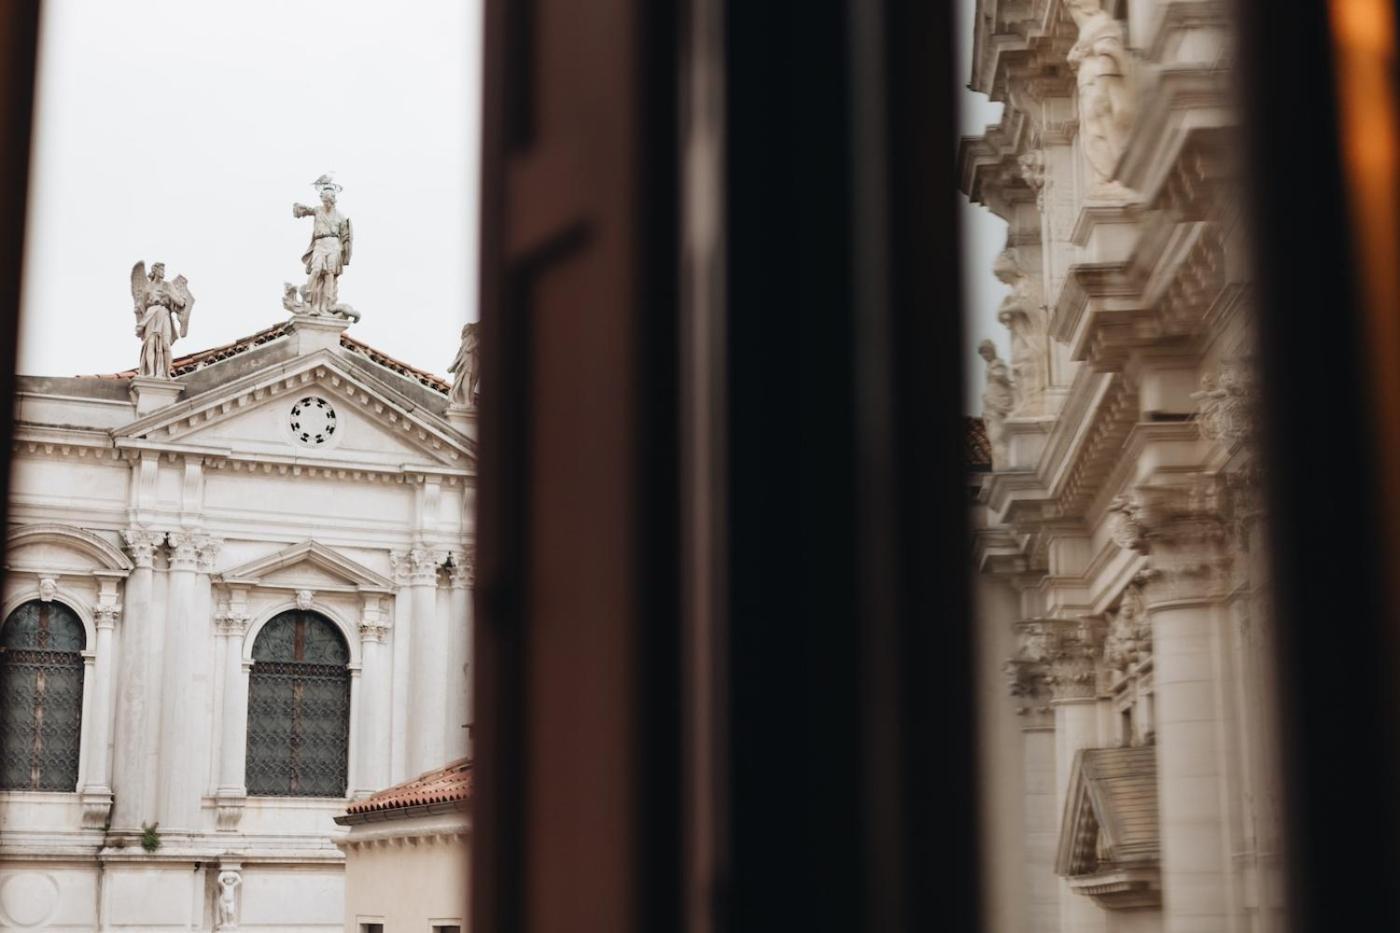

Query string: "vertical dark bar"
[[1236, 0, 1400, 929], [723, 2, 861, 930], [473, 0, 525, 929], [0, 1, 41, 576], [877, 2, 979, 932]]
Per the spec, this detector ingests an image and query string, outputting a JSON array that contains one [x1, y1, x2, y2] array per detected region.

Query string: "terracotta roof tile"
[[88, 320, 451, 395], [345, 758, 472, 815]]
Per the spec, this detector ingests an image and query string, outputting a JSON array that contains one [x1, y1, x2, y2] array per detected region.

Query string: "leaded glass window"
[[246, 610, 351, 797], [0, 600, 86, 791]]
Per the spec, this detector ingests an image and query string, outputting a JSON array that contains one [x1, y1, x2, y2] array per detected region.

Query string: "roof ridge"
[[81, 319, 451, 395]]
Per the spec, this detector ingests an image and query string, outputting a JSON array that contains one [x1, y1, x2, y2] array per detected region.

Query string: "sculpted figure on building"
[[448, 322, 481, 407], [992, 246, 1048, 416], [292, 174, 357, 320], [130, 260, 195, 378], [1065, 0, 1136, 192], [978, 340, 1014, 469]]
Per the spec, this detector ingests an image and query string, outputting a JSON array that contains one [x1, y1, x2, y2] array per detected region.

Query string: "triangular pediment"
[[216, 539, 395, 593], [1056, 746, 1159, 879], [113, 350, 474, 470]]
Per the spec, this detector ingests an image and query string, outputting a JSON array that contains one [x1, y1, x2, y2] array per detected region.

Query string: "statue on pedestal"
[[979, 339, 1014, 470], [1065, 0, 1136, 193], [130, 261, 195, 379], [291, 174, 356, 320], [448, 322, 481, 407]]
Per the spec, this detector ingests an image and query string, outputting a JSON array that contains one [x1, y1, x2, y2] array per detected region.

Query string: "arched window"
[[0, 600, 86, 791], [246, 610, 351, 797]]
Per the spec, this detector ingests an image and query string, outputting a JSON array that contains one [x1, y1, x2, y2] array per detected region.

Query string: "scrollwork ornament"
[[123, 528, 164, 569]]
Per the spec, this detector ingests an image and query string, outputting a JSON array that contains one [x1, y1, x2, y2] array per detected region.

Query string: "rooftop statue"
[[290, 174, 357, 320], [447, 322, 481, 407], [130, 260, 195, 379]]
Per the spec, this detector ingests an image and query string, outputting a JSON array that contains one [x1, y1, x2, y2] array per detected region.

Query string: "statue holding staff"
[[292, 174, 354, 318]]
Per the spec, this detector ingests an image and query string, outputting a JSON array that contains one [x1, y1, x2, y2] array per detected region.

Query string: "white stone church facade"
[[962, 3, 1283, 933], [0, 312, 474, 930]]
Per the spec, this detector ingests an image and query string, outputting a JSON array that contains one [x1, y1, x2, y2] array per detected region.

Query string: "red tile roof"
[[344, 758, 472, 816], [89, 321, 452, 395]]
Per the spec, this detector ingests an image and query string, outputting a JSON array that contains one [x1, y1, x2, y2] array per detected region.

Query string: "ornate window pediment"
[[1055, 745, 1161, 909], [216, 540, 396, 594]]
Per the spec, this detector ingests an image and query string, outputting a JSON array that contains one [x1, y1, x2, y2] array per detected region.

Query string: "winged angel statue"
[[130, 261, 194, 379]]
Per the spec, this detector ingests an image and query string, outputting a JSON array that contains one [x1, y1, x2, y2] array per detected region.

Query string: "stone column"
[[355, 595, 392, 796], [388, 551, 413, 784], [407, 546, 446, 776], [111, 528, 164, 831], [157, 531, 215, 832], [1006, 628, 1061, 933], [452, 547, 474, 759], [79, 577, 123, 828], [1121, 479, 1234, 933], [213, 587, 251, 830]]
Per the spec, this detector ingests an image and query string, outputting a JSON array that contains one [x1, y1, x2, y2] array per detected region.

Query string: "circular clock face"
[[289, 396, 338, 447]]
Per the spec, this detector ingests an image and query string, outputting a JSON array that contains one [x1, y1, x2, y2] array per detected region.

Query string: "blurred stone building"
[[960, 2, 1283, 932]]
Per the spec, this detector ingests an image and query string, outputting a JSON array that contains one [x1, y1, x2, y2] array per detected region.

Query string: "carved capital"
[[166, 531, 201, 570], [388, 549, 412, 585], [1121, 477, 1232, 603], [95, 605, 122, 630], [123, 527, 164, 568], [359, 621, 390, 644], [408, 547, 439, 584], [216, 611, 250, 638], [447, 547, 475, 588], [196, 536, 222, 574]]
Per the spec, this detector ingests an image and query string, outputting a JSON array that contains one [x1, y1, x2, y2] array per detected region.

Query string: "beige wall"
[[340, 812, 470, 933]]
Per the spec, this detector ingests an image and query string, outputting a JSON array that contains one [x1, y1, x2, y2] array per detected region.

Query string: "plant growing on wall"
[[140, 821, 161, 853]]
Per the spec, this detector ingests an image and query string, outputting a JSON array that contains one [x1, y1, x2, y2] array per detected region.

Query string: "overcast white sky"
[[20, 0, 482, 378], [956, 0, 1010, 410]]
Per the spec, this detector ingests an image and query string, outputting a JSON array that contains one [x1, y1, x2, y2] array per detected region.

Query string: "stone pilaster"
[[111, 527, 164, 831], [445, 547, 473, 760], [388, 550, 413, 783], [156, 531, 217, 833], [406, 546, 446, 776], [355, 594, 392, 798], [1006, 622, 1060, 933], [79, 577, 122, 829], [213, 587, 251, 831]]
